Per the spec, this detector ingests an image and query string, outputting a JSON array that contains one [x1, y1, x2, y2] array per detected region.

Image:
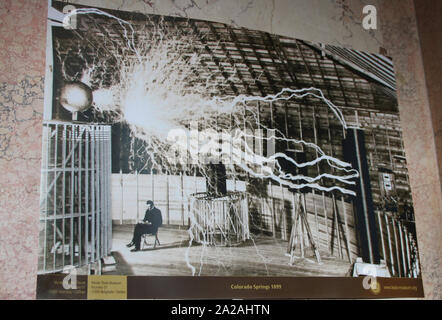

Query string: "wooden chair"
[[141, 231, 160, 250]]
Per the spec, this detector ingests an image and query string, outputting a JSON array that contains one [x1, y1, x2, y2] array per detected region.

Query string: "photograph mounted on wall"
[[36, 0, 424, 299]]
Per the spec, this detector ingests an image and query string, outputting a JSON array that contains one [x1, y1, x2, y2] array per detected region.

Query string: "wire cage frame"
[[189, 191, 250, 246], [38, 122, 112, 274]]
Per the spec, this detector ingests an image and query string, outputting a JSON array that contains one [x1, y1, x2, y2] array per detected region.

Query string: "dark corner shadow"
[[110, 251, 135, 275]]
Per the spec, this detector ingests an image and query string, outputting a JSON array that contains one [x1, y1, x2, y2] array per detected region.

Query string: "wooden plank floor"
[[108, 224, 352, 277]]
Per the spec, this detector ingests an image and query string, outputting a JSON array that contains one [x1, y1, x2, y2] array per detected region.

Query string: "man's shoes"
[[126, 242, 134, 248], [130, 248, 140, 252]]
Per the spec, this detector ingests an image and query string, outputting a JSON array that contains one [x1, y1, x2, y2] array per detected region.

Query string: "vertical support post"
[[299, 206, 304, 258], [78, 126, 82, 265], [298, 104, 303, 141], [95, 126, 101, 260], [281, 183, 287, 241], [312, 106, 322, 251], [62, 124, 67, 268], [404, 228, 412, 277], [244, 194, 250, 240], [312, 190, 320, 249], [187, 194, 191, 229], [288, 193, 296, 254], [98, 126, 103, 258], [256, 102, 265, 233], [343, 128, 380, 264], [120, 169, 123, 225], [181, 172, 185, 226], [91, 126, 96, 262], [105, 126, 110, 256], [322, 192, 330, 252], [257, 101, 262, 156], [398, 221, 407, 277], [341, 196, 352, 262], [302, 194, 309, 255], [70, 126, 75, 266], [107, 126, 112, 254], [105, 126, 110, 257], [85, 128, 89, 265], [166, 173, 170, 225], [100, 126, 105, 256], [384, 213, 395, 276], [53, 124, 58, 270], [392, 219, 401, 277], [136, 170, 139, 221], [332, 194, 343, 259], [103, 127, 108, 255], [269, 181, 276, 238], [377, 211, 387, 264], [289, 192, 299, 262]]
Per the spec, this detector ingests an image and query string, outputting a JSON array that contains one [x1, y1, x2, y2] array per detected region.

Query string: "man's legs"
[[127, 223, 144, 247], [132, 224, 153, 251]]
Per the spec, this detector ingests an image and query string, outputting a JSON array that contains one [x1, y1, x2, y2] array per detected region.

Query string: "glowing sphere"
[[59, 81, 93, 113]]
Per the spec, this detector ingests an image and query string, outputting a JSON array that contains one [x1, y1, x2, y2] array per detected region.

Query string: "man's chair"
[[141, 231, 160, 250]]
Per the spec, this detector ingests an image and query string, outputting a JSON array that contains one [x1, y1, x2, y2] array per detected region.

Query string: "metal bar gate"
[[38, 122, 112, 274]]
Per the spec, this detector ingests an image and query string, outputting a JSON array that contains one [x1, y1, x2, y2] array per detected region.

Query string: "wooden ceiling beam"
[[189, 20, 239, 95]]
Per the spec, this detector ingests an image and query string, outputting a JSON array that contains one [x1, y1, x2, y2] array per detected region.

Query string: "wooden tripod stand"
[[287, 192, 322, 264]]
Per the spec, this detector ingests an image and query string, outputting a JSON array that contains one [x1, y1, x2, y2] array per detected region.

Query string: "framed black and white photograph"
[[36, 0, 424, 299]]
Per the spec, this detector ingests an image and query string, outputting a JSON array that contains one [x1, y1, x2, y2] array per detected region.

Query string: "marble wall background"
[[0, 0, 440, 299], [0, 0, 46, 299], [378, 0, 441, 299]]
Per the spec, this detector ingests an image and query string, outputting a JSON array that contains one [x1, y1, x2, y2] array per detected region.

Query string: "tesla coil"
[[189, 191, 250, 246]]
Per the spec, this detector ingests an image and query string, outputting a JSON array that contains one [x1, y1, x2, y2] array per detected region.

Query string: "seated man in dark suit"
[[127, 200, 162, 252]]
